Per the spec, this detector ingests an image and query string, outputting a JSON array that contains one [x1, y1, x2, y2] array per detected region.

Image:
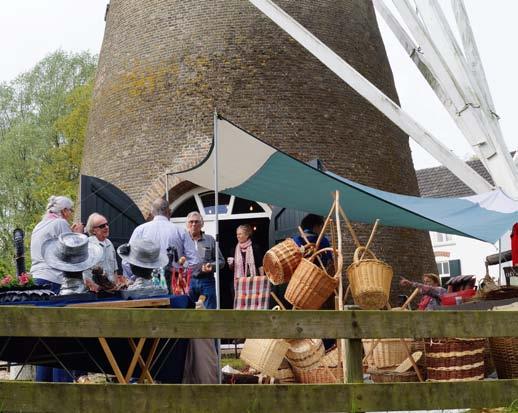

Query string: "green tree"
[[0, 50, 97, 273]]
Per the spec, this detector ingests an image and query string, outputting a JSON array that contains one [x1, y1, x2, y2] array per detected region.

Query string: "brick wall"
[[81, 0, 437, 299]]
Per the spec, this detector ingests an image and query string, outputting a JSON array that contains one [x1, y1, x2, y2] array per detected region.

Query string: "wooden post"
[[345, 338, 363, 383]]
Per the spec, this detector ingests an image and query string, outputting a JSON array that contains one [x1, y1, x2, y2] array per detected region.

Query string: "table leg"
[[98, 337, 126, 384], [128, 338, 154, 383], [125, 338, 146, 383], [139, 338, 160, 383]]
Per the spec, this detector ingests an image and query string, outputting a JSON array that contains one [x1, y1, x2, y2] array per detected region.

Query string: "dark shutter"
[[80, 175, 145, 271], [449, 259, 462, 276]]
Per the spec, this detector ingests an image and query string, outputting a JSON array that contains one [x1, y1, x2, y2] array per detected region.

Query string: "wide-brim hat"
[[42, 232, 103, 272], [117, 238, 168, 269]]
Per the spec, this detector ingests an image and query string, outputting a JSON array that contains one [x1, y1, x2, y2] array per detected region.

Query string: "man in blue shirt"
[[123, 198, 200, 278]]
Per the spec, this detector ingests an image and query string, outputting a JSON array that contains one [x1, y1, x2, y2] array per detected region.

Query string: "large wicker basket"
[[362, 338, 413, 368], [285, 248, 341, 309], [286, 339, 325, 369], [293, 347, 344, 384], [263, 239, 303, 285], [425, 338, 485, 381], [489, 337, 518, 378], [240, 339, 290, 377], [347, 247, 393, 309]]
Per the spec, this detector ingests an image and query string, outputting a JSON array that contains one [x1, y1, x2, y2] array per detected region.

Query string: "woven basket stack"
[[425, 338, 486, 381]]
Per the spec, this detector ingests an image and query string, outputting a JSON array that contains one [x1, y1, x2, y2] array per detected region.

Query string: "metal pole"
[[165, 173, 169, 203], [498, 239, 502, 286], [213, 110, 222, 384]]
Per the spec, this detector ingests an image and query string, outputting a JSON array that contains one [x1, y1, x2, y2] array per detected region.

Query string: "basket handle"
[[353, 246, 377, 263], [308, 247, 343, 280]]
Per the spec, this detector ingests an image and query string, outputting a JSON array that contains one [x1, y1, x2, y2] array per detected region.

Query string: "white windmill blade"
[[373, 0, 453, 122], [414, 0, 518, 194], [451, 0, 497, 115], [248, 0, 492, 194], [392, 0, 518, 196]]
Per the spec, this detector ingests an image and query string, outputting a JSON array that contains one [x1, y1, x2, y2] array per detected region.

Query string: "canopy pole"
[[498, 239, 502, 286], [213, 110, 222, 384], [165, 173, 169, 203]]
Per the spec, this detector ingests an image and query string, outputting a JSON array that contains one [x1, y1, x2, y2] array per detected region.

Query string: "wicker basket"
[[276, 366, 296, 383], [240, 339, 290, 377], [293, 363, 344, 383], [286, 339, 325, 369], [346, 247, 393, 309], [285, 248, 341, 309], [368, 367, 420, 383], [489, 337, 518, 378], [263, 239, 303, 285], [425, 338, 485, 381], [362, 338, 413, 368]]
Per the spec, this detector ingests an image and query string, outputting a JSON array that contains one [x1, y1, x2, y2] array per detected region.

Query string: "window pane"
[[232, 197, 265, 214], [199, 192, 230, 215], [171, 196, 199, 218]]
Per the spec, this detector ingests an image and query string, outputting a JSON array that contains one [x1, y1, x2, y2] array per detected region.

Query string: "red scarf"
[[234, 239, 257, 278]]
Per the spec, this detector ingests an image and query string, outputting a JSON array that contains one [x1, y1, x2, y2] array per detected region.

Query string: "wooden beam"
[[1, 307, 518, 339], [1, 381, 518, 412]]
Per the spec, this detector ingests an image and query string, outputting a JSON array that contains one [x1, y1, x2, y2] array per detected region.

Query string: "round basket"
[[346, 247, 393, 309], [240, 339, 290, 377], [286, 339, 325, 369], [362, 338, 413, 369], [489, 337, 518, 378], [263, 239, 303, 285], [368, 367, 420, 383], [285, 248, 341, 309], [293, 363, 343, 384], [425, 338, 485, 381]]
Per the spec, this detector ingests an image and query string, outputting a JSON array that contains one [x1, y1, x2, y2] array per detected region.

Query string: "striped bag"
[[234, 275, 271, 310]]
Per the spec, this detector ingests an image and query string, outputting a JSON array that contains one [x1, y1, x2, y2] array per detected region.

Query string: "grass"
[[221, 357, 246, 371]]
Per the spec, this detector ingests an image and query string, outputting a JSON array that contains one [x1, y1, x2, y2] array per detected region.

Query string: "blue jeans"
[[34, 278, 61, 294], [189, 277, 217, 309]]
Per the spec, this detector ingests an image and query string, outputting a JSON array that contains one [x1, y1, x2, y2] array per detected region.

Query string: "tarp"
[[175, 117, 518, 244]]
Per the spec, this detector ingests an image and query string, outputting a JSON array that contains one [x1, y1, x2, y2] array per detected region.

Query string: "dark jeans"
[[189, 276, 217, 309], [33, 278, 84, 382]]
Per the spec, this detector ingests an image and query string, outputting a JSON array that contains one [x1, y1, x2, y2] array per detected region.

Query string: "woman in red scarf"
[[400, 273, 446, 310]]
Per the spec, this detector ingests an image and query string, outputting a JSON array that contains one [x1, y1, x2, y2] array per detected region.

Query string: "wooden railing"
[[1, 307, 518, 412]]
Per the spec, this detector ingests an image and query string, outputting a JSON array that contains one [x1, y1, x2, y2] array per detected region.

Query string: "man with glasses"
[[186, 211, 224, 309], [84, 213, 118, 282]]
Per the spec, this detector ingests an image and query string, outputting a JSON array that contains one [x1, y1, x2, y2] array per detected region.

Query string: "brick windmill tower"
[[81, 0, 437, 296]]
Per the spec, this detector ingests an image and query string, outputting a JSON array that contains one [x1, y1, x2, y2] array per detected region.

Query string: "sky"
[[0, 0, 516, 170]]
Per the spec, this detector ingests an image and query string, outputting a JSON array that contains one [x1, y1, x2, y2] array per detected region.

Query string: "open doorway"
[[170, 187, 272, 309]]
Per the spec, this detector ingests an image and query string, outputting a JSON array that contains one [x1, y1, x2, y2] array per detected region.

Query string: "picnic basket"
[[285, 248, 342, 309], [263, 239, 302, 285], [347, 247, 393, 309], [362, 338, 413, 368], [240, 338, 290, 377], [425, 338, 485, 381], [292, 347, 344, 384]]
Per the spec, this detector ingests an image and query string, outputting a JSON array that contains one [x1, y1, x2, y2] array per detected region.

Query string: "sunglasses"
[[94, 223, 109, 229]]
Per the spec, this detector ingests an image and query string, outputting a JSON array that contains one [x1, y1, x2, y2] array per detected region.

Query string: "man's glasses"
[[188, 220, 201, 224], [94, 223, 109, 229]]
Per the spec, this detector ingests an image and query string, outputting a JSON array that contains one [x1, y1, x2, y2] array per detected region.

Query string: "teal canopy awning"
[[176, 116, 518, 244]]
